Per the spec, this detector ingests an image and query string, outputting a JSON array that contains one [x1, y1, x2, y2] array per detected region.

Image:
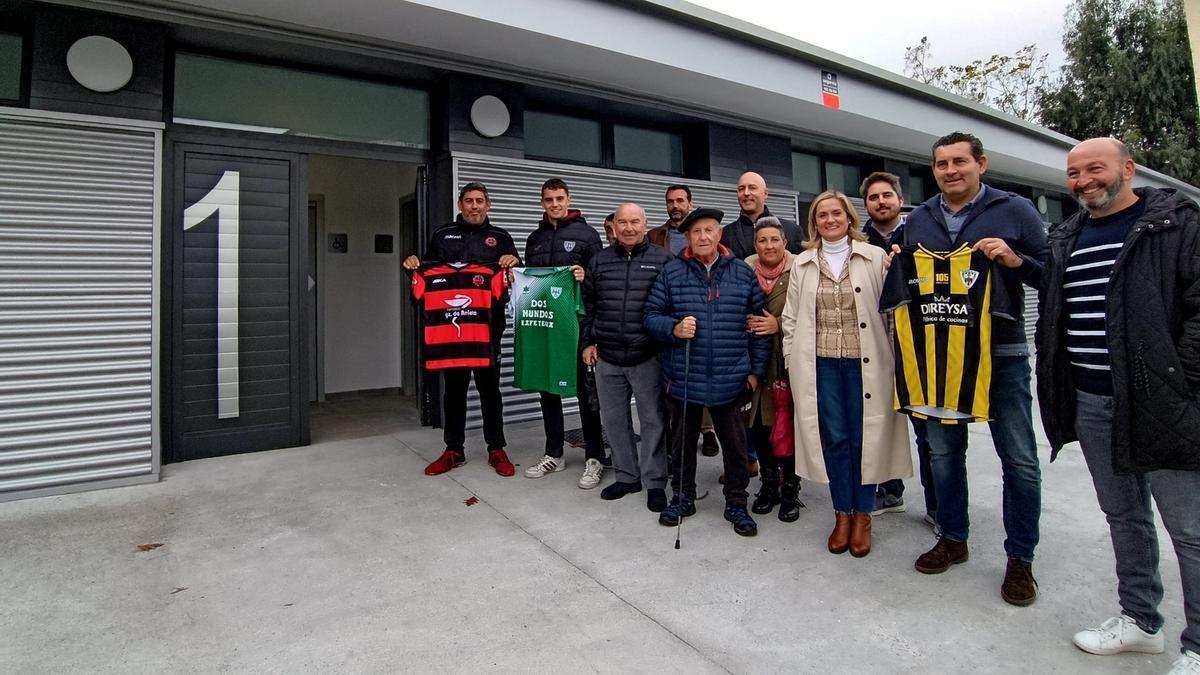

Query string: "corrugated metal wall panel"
[[453, 153, 798, 429], [0, 115, 158, 499]]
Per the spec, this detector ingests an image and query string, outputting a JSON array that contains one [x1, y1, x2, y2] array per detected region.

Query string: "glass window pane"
[[792, 152, 821, 193], [907, 174, 926, 203], [824, 160, 862, 194], [524, 111, 602, 164], [0, 33, 22, 101], [174, 53, 429, 148], [1045, 196, 1064, 223], [613, 124, 682, 174]]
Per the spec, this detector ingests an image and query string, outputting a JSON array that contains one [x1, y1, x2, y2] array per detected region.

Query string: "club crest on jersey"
[[562, 241, 575, 252], [485, 236, 497, 247], [472, 275, 485, 287], [550, 286, 563, 299], [960, 269, 980, 289]]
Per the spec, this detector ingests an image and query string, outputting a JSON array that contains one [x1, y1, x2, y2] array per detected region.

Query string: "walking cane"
[[675, 337, 691, 550]]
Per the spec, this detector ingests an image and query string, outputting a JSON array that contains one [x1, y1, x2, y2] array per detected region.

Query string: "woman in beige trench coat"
[[781, 190, 912, 558]]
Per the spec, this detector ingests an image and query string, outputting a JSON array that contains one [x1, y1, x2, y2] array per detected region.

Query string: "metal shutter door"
[[453, 153, 798, 429], [0, 113, 159, 500]]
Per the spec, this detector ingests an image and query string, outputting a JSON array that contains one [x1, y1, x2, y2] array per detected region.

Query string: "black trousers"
[[539, 358, 605, 461], [442, 363, 506, 452], [666, 392, 751, 507], [751, 422, 796, 479]]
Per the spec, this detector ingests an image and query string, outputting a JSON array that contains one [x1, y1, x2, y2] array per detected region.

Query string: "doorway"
[[307, 154, 422, 442]]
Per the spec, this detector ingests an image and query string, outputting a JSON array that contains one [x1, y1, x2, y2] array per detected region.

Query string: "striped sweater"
[[1063, 199, 1145, 395]]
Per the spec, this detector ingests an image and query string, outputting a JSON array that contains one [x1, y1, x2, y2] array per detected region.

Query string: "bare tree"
[[904, 36, 1052, 122]]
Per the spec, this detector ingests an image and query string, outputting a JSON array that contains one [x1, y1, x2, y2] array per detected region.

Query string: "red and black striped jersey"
[[410, 262, 506, 370]]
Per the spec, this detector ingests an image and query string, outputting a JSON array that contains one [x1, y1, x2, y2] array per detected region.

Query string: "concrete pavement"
[[0, 399, 1187, 674]]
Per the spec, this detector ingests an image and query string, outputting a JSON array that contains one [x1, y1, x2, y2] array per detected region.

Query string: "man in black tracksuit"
[[403, 181, 520, 478], [582, 202, 673, 511], [521, 178, 608, 489]]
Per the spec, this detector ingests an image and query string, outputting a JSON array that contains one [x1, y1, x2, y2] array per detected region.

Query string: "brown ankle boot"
[[849, 512, 872, 557], [828, 512, 851, 554]]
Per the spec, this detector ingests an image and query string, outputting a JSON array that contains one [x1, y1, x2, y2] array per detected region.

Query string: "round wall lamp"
[[66, 36, 134, 93], [470, 95, 511, 138]]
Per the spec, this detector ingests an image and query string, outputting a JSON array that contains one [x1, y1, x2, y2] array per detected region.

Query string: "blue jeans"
[[816, 357, 876, 513], [1076, 390, 1200, 654], [925, 354, 1041, 560]]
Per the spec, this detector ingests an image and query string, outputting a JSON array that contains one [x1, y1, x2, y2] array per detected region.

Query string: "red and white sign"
[[821, 70, 841, 109]]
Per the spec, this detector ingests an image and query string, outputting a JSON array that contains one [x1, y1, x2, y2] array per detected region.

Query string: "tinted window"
[[174, 53, 429, 148], [524, 111, 602, 164]]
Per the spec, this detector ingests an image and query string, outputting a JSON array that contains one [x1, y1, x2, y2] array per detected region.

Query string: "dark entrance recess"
[[168, 144, 309, 462]]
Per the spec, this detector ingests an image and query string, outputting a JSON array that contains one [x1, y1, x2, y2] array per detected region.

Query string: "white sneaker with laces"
[[1072, 615, 1164, 655], [1168, 651, 1200, 675], [524, 454, 565, 478], [578, 458, 604, 489]]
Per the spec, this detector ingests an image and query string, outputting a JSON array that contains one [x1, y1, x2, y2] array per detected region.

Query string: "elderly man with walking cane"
[[644, 207, 771, 538]]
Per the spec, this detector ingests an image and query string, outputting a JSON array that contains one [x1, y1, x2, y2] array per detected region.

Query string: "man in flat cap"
[[644, 207, 771, 537]]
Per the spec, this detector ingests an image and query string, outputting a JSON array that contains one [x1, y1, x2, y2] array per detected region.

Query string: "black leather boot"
[[750, 467, 781, 514], [778, 475, 804, 522]]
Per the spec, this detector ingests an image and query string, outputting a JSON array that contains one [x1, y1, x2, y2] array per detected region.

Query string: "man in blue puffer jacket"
[[644, 207, 771, 536]]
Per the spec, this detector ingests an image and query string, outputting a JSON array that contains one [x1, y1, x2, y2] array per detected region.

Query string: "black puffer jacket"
[[524, 210, 603, 268], [581, 239, 672, 366], [1036, 187, 1200, 473]]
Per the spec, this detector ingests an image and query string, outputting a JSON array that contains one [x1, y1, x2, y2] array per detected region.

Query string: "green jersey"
[[510, 266, 584, 396]]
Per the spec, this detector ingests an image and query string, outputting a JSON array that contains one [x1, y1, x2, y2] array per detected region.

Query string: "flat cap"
[[679, 207, 725, 233]]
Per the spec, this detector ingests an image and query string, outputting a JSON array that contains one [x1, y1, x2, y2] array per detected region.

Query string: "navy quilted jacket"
[[644, 246, 770, 406]]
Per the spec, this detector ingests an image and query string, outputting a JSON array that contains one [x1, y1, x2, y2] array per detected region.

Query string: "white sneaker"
[[1072, 615, 1164, 655], [578, 458, 604, 489], [1168, 651, 1200, 674], [524, 454, 565, 479]]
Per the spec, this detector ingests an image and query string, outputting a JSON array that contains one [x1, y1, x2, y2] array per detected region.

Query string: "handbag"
[[768, 339, 795, 458]]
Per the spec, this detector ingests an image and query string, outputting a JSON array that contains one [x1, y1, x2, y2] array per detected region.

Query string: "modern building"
[[2, 0, 1196, 501]]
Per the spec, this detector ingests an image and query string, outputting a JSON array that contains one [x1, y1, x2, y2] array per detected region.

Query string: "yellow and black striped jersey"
[[879, 243, 1015, 423]]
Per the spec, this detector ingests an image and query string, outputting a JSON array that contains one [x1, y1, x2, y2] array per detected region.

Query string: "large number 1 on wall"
[[184, 170, 240, 420]]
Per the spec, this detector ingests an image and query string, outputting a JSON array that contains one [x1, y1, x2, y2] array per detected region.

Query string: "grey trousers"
[[1076, 389, 1200, 653], [595, 357, 667, 489]]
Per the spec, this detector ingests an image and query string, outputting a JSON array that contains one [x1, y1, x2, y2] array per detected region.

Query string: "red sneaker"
[[488, 448, 515, 477], [425, 449, 465, 476]]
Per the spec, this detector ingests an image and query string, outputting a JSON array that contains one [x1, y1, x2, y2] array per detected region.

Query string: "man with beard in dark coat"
[[1036, 138, 1200, 673]]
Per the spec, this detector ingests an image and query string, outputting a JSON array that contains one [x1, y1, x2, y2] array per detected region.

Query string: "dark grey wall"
[[30, 7, 166, 121], [707, 123, 792, 190], [439, 73, 524, 158]]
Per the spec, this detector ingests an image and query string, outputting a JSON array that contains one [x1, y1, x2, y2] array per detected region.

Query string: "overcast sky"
[[687, 0, 1072, 77]]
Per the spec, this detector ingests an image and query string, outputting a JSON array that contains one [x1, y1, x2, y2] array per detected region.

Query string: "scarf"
[[754, 253, 789, 295]]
